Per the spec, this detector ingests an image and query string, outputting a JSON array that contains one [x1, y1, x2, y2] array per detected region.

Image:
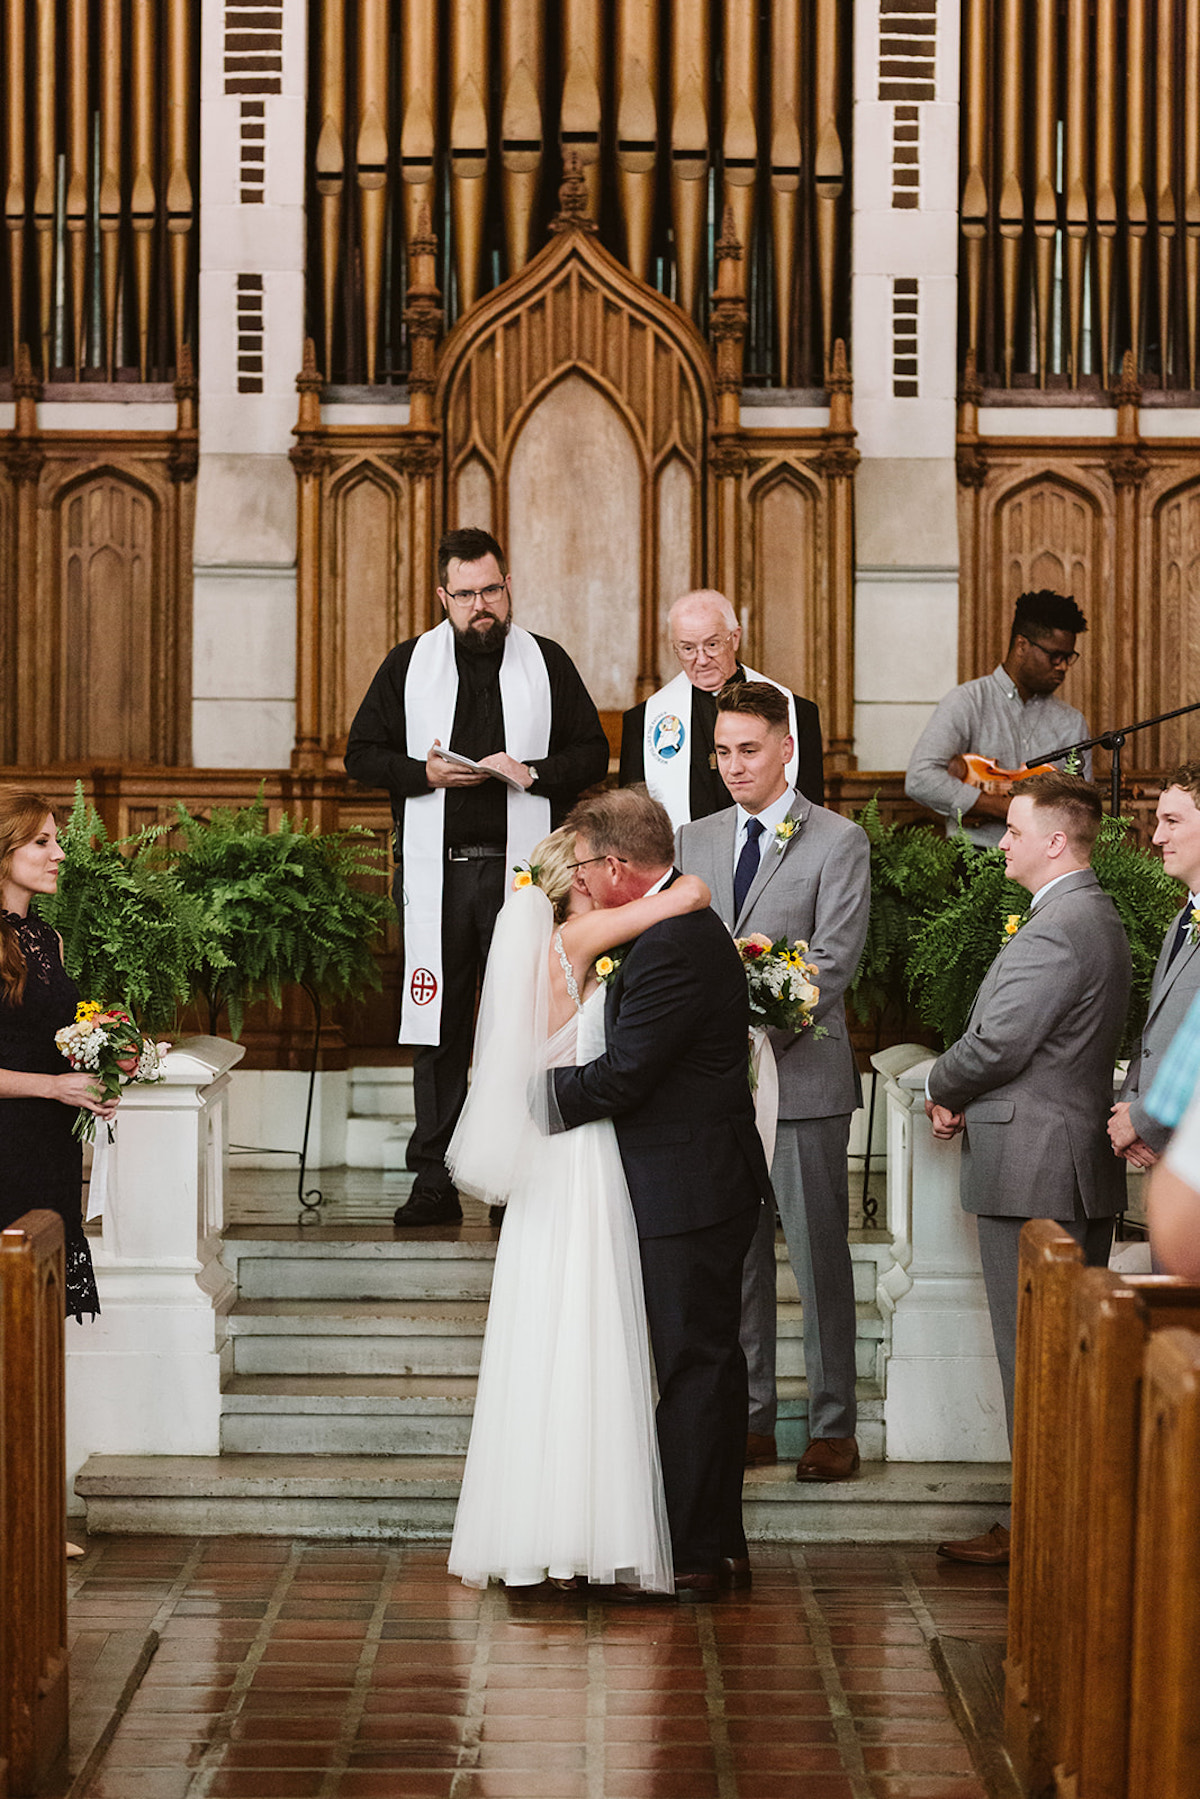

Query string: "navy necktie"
[[1168, 909, 1192, 966], [733, 817, 765, 918]]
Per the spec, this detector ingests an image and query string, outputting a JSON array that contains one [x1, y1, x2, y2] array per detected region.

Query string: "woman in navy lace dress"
[[0, 789, 118, 1322]]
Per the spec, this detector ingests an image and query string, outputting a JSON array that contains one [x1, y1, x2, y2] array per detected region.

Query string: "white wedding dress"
[[446, 888, 672, 1592]]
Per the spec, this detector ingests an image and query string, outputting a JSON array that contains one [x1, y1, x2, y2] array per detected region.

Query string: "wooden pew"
[[1053, 1273, 1200, 1799], [1128, 1327, 1200, 1799], [0, 1212, 69, 1795]]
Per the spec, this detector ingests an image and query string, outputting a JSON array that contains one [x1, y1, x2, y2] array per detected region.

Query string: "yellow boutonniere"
[[1189, 907, 1200, 946], [774, 818, 798, 855], [1001, 910, 1030, 946]]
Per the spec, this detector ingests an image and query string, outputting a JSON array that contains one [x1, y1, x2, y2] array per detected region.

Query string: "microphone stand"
[[1040, 698, 1200, 816]]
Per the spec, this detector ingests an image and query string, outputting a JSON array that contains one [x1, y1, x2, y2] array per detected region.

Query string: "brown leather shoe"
[[796, 1436, 860, 1481], [673, 1570, 720, 1602], [937, 1523, 1010, 1566], [745, 1431, 778, 1467], [719, 1556, 752, 1589]]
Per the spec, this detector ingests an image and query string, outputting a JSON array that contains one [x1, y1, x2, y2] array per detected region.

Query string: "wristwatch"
[[526, 765, 539, 786]]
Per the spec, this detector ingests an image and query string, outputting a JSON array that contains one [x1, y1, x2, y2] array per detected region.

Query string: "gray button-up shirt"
[[905, 666, 1091, 847]]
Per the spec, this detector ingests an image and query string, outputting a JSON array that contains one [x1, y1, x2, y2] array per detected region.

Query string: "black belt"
[[447, 844, 506, 862]]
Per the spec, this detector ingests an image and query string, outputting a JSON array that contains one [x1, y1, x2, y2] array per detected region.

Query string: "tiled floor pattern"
[[65, 1536, 1009, 1799]]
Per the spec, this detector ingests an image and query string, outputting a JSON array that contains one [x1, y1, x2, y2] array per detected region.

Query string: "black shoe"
[[392, 1187, 462, 1227], [489, 1204, 505, 1228]]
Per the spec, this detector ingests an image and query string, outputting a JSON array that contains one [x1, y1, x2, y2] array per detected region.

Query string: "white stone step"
[[76, 1453, 1011, 1542]]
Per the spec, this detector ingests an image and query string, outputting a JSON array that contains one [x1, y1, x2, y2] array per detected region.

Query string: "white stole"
[[400, 621, 551, 1044], [641, 665, 800, 830]]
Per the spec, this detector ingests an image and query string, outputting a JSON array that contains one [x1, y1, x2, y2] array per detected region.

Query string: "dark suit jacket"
[[552, 901, 771, 1238], [619, 672, 825, 815], [1118, 906, 1200, 1155]]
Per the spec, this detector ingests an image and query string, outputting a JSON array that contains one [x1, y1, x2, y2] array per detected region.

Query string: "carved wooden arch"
[[435, 218, 715, 706], [1145, 473, 1200, 767], [320, 451, 411, 751], [742, 455, 827, 720]]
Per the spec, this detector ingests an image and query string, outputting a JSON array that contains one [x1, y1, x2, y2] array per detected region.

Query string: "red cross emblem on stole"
[[409, 968, 438, 1005]]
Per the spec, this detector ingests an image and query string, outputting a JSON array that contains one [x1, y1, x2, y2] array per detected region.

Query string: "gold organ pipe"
[[813, 0, 843, 378], [1156, 0, 1175, 385], [131, 0, 157, 381], [770, 0, 802, 386], [450, 0, 489, 313], [1095, 0, 1118, 384], [316, 0, 346, 379], [99, 0, 123, 376], [1063, 0, 1088, 384], [1185, 0, 1200, 389], [1126, 0, 1147, 374], [500, 0, 545, 275], [1032, 0, 1057, 385], [997, 0, 1024, 384], [960, 0, 988, 372], [33, 0, 55, 375], [356, 0, 390, 382], [561, 0, 603, 222], [669, 0, 709, 319], [723, 0, 759, 298], [66, 0, 88, 374], [399, 0, 435, 248], [166, 0, 194, 364], [5, 0, 26, 369], [616, 0, 659, 284]]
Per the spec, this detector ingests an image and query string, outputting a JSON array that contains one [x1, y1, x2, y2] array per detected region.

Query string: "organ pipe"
[[99, 0, 123, 376], [1126, 0, 1148, 376], [813, 0, 843, 378], [561, 0, 603, 221], [1095, 0, 1118, 384], [1156, 0, 1175, 385], [317, 0, 346, 379], [722, 0, 759, 297], [450, 0, 489, 312], [4, 0, 26, 369], [1185, 0, 1200, 389], [960, 0, 988, 372], [399, 0, 435, 249], [33, 0, 55, 375], [1064, 0, 1088, 385], [770, 0, 802, 387], [669, 0, 709, 320], [66, 0, 88, 374], [500, 0, 545, 275], [1032, 0, 1057, 385], [166, 0, 194, 361], [356, 0, 390, 383], [615, 0, 658, 284], [997, 0, 1024, 384]]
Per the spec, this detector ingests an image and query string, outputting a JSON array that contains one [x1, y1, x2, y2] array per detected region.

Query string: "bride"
[[446, 826, 710, 1594]]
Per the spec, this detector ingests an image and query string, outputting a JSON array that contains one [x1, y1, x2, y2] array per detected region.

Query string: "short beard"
[[453, 613, 511, 656]]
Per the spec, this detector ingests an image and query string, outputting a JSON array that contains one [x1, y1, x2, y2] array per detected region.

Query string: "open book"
[[432, 746, 527, 791]]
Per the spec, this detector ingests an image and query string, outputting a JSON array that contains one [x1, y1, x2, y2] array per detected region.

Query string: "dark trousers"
[[639, 1201, 762, 1574], [400, 855, 506, 1192]]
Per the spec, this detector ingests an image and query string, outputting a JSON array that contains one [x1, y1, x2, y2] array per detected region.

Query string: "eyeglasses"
[[674, 631, 736, 663], [569, 855, 628, 869], [443, 582, 507, 606], [1022, 636, 1079, 669]]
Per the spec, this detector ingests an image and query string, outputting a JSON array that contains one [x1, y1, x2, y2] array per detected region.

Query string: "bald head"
[[668, 589, 741, 691]]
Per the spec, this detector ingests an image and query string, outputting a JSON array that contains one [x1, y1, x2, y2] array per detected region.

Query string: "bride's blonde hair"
[[528, 826, 577, 923]]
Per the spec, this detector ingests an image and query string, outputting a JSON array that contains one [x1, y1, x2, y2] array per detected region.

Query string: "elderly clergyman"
[[619, 589, 824, 829]]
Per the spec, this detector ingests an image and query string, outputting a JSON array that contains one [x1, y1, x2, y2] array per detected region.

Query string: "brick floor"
[[63, 1537, 1009, 1799]]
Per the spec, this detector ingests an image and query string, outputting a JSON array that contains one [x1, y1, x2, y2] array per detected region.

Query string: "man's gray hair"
[[564, 787, 675, 871], [668, 589, 739, 634]]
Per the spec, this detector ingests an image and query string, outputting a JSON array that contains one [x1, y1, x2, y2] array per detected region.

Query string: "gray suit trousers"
[[977, 1205, 1115, 1448], [740, 1115, 858, 1440]]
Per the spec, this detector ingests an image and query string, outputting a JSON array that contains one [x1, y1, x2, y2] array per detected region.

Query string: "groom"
[[550, 787, 772, 1597]]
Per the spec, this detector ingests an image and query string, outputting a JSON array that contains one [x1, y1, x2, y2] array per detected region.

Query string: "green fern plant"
[[847, 796, 961, 1028], [1091, 815, 1181, 1046], [34, 784, 216, 1034], [169, 795, 391, 1038]]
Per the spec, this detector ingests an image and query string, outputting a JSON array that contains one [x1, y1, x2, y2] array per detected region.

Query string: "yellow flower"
[[596, 956, 614, 978], [1004, 914, 1021, 937], [513, 871, 532, 890], [76, 1000, 101, 1021]]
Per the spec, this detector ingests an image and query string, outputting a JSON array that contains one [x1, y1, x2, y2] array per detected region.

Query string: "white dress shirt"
[[733, 785, 798, 885]]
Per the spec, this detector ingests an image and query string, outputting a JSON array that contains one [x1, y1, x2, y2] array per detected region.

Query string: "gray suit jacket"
[[1118, 905, 1200, 1154], [677, 796, 871, 1120], [927, 868, 1131, 1220]]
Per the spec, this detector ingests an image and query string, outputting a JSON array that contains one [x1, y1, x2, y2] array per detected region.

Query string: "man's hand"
[[969, 789, 1014, 820], [925, 1098, 965, 1140], [1122, 1141, 1159, 1169], [1108, 1101, 1138, 1153], [476, 751, 534, 789], [425, 739, 488, 787]]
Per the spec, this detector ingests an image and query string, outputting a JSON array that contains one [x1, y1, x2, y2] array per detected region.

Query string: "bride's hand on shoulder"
[[663, 874, 710, 915]]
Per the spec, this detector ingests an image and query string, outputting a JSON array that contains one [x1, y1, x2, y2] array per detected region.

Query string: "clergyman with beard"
[[346, 527, 608, 1227]]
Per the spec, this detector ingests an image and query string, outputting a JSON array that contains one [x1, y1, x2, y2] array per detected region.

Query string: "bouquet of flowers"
[[55, 1001, 169, 1142], [735, 934, 823, 1036]]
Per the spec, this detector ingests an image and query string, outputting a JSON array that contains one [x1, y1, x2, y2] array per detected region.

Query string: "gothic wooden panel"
[[1150, 481, 1200, 767], [655, 457, 696, 679], [752, 468, 821, 706], [0, 473, 13, 764], [325, 459, 409, 754], [60, 475, 157, 761]]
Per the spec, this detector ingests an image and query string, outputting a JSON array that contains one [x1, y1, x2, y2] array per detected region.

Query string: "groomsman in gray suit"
[[1109, 766, 1200, 1168], [677, 683, 871, 1482], [927, 772, 1130, 1564]]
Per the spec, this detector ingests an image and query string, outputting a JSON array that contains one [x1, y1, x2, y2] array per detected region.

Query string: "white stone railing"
[[65, 1035, 245, 1508], [871, 1044, 1011, 1463]]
